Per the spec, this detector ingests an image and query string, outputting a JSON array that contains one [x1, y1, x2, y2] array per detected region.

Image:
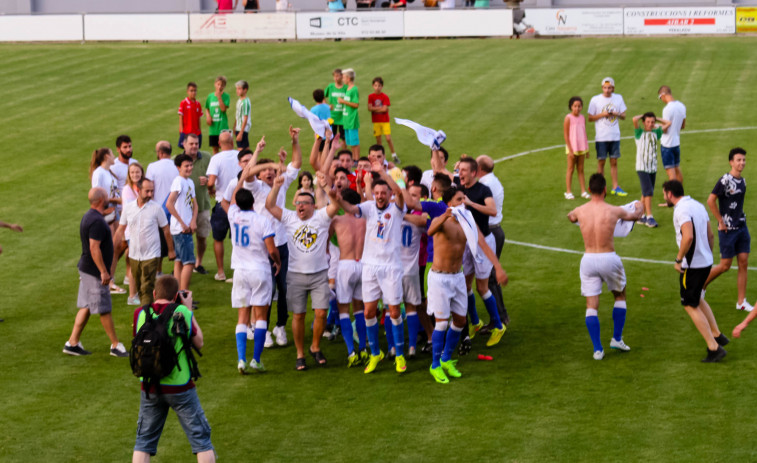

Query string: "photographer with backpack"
[[131, 275, 215, 463]]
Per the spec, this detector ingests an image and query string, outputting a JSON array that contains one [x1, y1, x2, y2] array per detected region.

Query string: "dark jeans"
[[488, 224, 509, 325], [267, 244, 289, 328]]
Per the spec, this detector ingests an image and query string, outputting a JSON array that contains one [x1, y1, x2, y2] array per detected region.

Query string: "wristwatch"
[[675, 257, 683, 264]]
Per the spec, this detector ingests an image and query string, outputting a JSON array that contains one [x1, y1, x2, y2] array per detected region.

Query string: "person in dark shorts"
[[663, 180, 729, 363]]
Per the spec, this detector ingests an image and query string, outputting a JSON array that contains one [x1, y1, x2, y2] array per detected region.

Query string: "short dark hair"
[[237, 148, 253, 161], [432, 173, 452, 194], [642, 111, 656, 122], [174, 153, 192, 168], [235, 188, 254, 210], [372, 179, 389, 190], [358, 156, 370, 163], [419, 184, 430, 198], [136, 178, 153, 190], [257, 158, 274, 166], [442, 184, 461, 205], [588, 173, 606, 195], [116, 135, 131, 147], [662, 179, 684, 198], [372, 76, 384, 86], [155, 275, 179, 301], [296, 192, 315, 204], [369, 144, 385, 155], [341, 188, 361, 205], [403, 165, 422, 186], [458, 157, 478, 173], [334, 167, 351, 178], [313, 89, 325, 103], [337, 150, 353, 159], [187, 82, 197, 89], [568, 96, 583, 110], [729, 147, 747, 161], [435, 147, 449, 163]]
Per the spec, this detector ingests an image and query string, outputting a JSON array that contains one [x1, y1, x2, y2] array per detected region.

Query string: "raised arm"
[[326, 187, 341, 218], [315, 171, 330, 209], [428, 208, 452, 237], [265, 175, 285, 221], [632, 114, 642, 129], [337, 190, 360, 216], [289, 126, 302, 169], [373, 161, 404, 210], [658, 117, 672, 133]]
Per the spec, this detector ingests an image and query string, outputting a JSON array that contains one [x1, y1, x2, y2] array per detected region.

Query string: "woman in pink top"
[[563, 96, 589, 200]]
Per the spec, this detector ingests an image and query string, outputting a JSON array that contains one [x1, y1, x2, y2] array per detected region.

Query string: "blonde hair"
[[126, 162, 145, 191]]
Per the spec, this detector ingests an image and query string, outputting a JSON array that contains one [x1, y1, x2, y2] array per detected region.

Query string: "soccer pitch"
[[1, 37, 757, 461]]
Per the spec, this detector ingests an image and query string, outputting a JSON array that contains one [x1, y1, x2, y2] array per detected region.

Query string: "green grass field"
[[2, 37, 757, 462]]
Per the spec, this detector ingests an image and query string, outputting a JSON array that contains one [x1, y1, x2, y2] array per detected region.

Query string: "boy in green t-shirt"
[[324, 68, 346, 149], [205, 75, 230, 154], [633, 111, 671, 228], [337, 68, 360, 160], [234, 80, 252, 150]]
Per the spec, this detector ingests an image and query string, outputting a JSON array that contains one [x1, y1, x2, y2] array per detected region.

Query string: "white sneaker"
[[581, 191, 591, 199], [247, 325, 254, 340], [110, 342, 128, 358], [264, 330, 274, 348], [593, 350, 604, 360], [737, 300, 754, 312], [238, 359, 248, 374], [272, 325, 288, 346], [123, 276, 130, 286], [214, 272, 227, 281], [392, 153, 400, 164], [610, 338, 631, 351], [564, 192, 575, 200], [127, 295, 141, 306], [249, 359, 266, 372]]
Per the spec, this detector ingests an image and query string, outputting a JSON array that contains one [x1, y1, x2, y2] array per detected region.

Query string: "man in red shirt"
[[368, 77, 399, 164], [178, 82, 203, 149]]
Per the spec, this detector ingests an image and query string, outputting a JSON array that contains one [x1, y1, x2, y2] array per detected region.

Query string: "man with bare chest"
[[568, 174, 643, 360]]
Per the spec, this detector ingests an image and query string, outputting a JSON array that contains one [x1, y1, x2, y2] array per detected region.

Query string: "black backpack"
[[130, 303, 201, 398]]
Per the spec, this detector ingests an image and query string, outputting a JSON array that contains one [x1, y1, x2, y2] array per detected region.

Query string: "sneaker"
[[214, 272, 227, 281], [440, 359, 462, 378], [193, 265, 208, 275], [332, 324, 341, 340], [593, 350, 605, 360], [127, 295, 141, 306], [247, 326, 254, 341], [737, 300, 754, 312], [469, 320, 484, 340], [392, 153, 401, 165], [610, 337, 631, 351], [109, 283, 126, 294], [486, 325, 507, 347], [645, 217, 659, 228], [347, 352, 361, 368], [610, 187, 628, 197], [581, 191, 591, 199], [458, 337, 472, 356], [429, 365, 449, 384], [272, 325, 288, 346], [421, 342, 433, 354], [322, 327, 333, 339], [715, 333, 730, 347], [702, 346, 727, 363], [225, 278, 233, 283], [264, 331, 274, 348], [637, 215, 648, 225], [63, 342, 92, 356], [408, 346, 417, 358], [238, 359, 248, 374], [364, 351, 385, 374], [249, 359, 266, 372], [359, 349, 370, 365], [395, 355, 407, 373], [388, 346, 396, 359], [123, 276, 130, 286], [110, 342, 128, 358], [564, 192, 575, 200]]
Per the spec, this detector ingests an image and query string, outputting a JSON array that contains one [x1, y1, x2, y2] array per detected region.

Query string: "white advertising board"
[[524, 8, 623, 36], [624, 7, 735, 35], [404, 10, 513, 37], [189, 13, 296, 40], [84, 14, 187, 41], [0, 15, 83, 42], [295, 12, 403, 39]]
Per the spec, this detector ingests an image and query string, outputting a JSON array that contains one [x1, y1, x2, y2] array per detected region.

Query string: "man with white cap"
[[588, 77, 628, 197]]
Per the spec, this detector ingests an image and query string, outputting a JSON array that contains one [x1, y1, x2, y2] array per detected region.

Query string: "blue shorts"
[[210, 202, 230, 242], [661, 146, 680, 169], [719, 226, 751, 259], [636, 171, 656, 197], [345, 129, 360, 147], [178, 133, 202, 149], [134, 388, 214, 456], [172, 233, 196, 265], [595, 141, 621, 160]]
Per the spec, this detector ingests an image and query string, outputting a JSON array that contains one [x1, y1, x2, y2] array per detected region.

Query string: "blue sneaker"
[[645, 217, 659, 228], [610, 187, 628, 197], [637, 216, 648, 225]]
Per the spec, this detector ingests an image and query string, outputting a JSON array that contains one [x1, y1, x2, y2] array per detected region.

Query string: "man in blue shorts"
[[703, 148, 752, 312], [588, 77, 628, 196], [658, 85, 686, 184]]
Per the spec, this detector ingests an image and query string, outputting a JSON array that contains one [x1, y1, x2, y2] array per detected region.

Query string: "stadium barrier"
[[0, 7, 750, 42]]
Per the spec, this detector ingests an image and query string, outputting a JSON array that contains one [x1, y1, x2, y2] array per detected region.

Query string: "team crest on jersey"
[[293, 225, 317, 251]]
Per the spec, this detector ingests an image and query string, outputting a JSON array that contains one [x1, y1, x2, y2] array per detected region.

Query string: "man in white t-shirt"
[[658, 85, 687, 184], [588, 77, 628, 197], [338, 162, 408, 375], [663, 179, 729, 363], [266, 172, 339, 371], [228, 179, 280, 374], [206, 131, 242, 281], [145, 141, 178, 273], [166, 154, 198, 292], [113, 178, 175, 306]]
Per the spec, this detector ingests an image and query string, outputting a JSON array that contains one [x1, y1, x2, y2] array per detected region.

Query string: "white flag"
[[288, 97, 332, 140], [394, 117, 446, 150]]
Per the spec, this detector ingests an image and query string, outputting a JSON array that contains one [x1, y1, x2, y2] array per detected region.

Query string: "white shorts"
[[580, 252, 626, 297], [362, 263, 403, 306], [402, 271, 422, 306], [427, 270, 467, 319], [336, 260, 363, 304], [231, 268, 273, 308], [463, 233, 496, 280], [328, 242, 340, 281]]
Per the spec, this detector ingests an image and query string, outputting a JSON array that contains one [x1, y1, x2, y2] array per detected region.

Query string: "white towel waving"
[[288, 97, 333, 140], [394, 117, 446, 150]]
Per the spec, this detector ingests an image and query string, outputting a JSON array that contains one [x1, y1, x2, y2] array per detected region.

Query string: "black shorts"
[[208, 135, 220, 148], [210, 202, 230, 242], [331, 123, 346, 141], [680, 266, 711, 307], [235, 131, 249, 149]]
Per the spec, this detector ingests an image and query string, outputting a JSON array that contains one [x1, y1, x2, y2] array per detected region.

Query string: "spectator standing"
[[368, 77, 399, 164], [338, 69, 360, 160], [166, 154, 198, 292], [179, 82, 203, 149], [588, 77, 628, 196], [205, 76, 230, 154], [234, 80, 252, 149], [658, 85, 687, 184], [145, 141, 178, 274], [182, 134, 213, 275], [325, 69, 346, 149]]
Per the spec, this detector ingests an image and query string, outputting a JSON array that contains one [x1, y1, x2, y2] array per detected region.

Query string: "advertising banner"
[[404, 10, 513, 37], [0, 15, 83, 42], [295, 11, 403, 39], [523, 8, 623, 36], [190, 13, 296, 40], [624, 7, 735, 35], [85, 14, 188, 41], [736, 7, 757, 33]]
